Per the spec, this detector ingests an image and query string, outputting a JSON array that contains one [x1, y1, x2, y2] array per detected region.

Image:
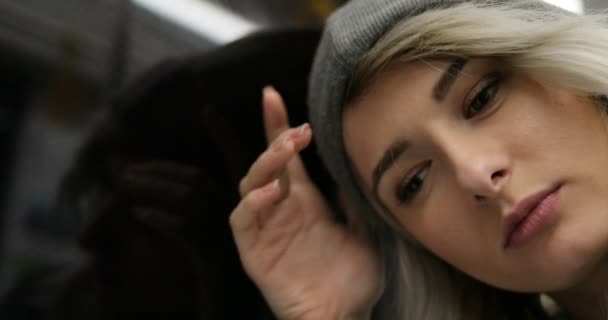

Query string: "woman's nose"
[[437, 134, 511, 201]]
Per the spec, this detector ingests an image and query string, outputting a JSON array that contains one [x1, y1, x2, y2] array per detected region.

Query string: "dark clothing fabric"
[[49, 29, 331, 319]]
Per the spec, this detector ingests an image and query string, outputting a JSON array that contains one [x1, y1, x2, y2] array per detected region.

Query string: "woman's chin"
[[498, 228, 606, 293]]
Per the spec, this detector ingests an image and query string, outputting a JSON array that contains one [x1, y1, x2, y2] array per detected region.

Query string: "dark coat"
[[50, 28, 336, 320]]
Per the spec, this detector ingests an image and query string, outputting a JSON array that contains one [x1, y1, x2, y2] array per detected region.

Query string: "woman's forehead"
[[351, 59, 460, 104], [345, 59, 453, 125]]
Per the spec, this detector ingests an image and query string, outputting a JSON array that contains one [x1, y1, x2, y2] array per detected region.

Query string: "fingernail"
[[292, 123, 309, 137], [263, 85, 275, 97]]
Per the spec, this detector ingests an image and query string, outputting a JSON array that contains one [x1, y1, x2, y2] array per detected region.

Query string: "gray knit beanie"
[[308, 0, 565, 230]]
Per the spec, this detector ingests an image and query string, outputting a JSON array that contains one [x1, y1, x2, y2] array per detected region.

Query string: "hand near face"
[[230, 87, 383, 320]]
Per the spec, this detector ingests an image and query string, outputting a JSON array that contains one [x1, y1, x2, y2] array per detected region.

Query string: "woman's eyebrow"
[[432, 58, 469, 101], [372, 139, 409, 198]]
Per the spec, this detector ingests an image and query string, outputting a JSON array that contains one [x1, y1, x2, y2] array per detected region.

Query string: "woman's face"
[[343, 58, 608, 292]]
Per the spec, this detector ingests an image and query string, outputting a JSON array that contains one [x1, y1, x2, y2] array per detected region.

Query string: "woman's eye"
[[396, 161, 431, 204], [464, 75, 503, 119]]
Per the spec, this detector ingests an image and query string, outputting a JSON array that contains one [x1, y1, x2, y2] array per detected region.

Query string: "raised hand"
[[229, 87, 383, 320]]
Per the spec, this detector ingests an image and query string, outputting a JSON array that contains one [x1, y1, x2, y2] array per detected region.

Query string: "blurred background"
[[0, 0, 604, 318]]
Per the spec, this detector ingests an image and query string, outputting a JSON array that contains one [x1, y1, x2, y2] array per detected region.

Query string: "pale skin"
[[229, 87, 382, 320], [230, 58, 608, 319], [343, 58, 608, 319]]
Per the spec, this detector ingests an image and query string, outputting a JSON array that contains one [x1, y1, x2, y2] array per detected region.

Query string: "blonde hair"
[[346, 2, 608, 319]]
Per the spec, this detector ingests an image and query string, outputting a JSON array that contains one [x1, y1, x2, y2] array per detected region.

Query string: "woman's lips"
[[503, 185, 561, 249]]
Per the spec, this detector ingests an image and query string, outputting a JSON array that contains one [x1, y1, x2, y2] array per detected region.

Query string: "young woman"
[[230, 0, 608, 319]]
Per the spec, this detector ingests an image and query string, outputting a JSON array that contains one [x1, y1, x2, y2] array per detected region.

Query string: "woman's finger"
[[262, 86, 313, 184], [230, 180, 282, 252], [239, 124, 312, 197], [262, 86, 295, 196], [262, 86, 291, 144]]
